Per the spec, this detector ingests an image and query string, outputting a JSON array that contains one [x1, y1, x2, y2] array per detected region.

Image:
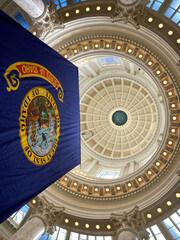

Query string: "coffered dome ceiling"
[[43, 15, 180, 219], [77, 55, 167, 180]]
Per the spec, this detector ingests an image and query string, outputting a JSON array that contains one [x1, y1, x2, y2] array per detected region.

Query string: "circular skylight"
[[111, 110, 128, 127]]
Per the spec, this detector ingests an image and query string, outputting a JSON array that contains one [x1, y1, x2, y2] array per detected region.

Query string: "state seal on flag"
[[19, 87, 60, 166]]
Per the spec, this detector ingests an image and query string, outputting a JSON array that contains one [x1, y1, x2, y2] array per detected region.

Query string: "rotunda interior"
[[0, 0, 180, 240]]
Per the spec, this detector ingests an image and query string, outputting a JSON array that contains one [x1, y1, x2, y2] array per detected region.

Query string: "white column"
[[84, 159, 97, 173], [9, 197, 64, 240], [111, 206, 149, 240], [117, 230, 136, 240], [118, 167, 124, 178], [13, 0, 45, 18], [128, 161, 135, 174], [9, 217, 45, 240]]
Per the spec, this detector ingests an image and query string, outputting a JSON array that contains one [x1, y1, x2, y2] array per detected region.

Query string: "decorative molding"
[[5, 2, 17, 16], [177, 59, 180, 67], [52, 35, 180, 199], [111, 206, 149, 240], [41, 16, 180, 219], [32, 197, 64, 234], [112, 0, 150, 29], [33, 1, 64, 40]]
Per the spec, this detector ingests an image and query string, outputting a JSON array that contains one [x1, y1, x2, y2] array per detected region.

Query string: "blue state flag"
[[0, 10, 80, 223]]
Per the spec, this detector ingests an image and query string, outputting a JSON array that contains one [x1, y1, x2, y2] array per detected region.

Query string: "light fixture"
[[172, 116, 177, 121], [74, 182, 77, 186], [167, 201, 172, 206], [128, 183, 132, 187], [106, 43, 110, 48], [117, 45, 121, 50], [138, 177, 142, 182], [96, 6, 101, 11], [156, 161, 160, 166], [171, 129, 175, 133], [95, 44, 99, 48], [106, 188, 110, 192], [96, 225, 100, 229], [75, 9, 79, 14], [128, 49, 132, 53], [74, 49, 77, 54], [147, 214, 152, 218], [138, 54, 143, 59], [84, 46, 88, 50], [148, 61, 152, 66], [95, 187, 99, 192], [177, 39, 180, 44], [107, 6, 112, 11], [163, 80, 167, 84], [117, 186, 121, 190], [148, 17, 153, 22], [84, 185, 88, 190], [85, 224, 89, 228], [163, 152, 167, 156], [156, 70, 161, 75], [168, 141, 172, 145], [64, 55, 67, 59], [65, 12, 69, 17], [148, 170, 152, 175], [32, 199, 36, 204], [157, 208, 162, 213], [86, 7, 90, 12], [171, 103, 176, 108], [176, 193, 180, 198], [158, 23, 163, 28], [33, 31, 36, 36], [168, 30, 173, 36], [75, 222, 79, 226], [107, 225, 111, 229], [64, 177, 68, 181], [168, 91, 172, 96], [65, 219, 69, 223]]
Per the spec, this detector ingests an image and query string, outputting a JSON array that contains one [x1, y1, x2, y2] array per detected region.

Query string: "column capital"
[[110, 206, 149, 240], [33, 1, 64, 40], [111, 0, 149, 29], [32, 197, 65, 234]]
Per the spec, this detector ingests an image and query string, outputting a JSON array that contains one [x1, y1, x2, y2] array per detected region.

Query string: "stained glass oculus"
[[112, 110, 128, 126]]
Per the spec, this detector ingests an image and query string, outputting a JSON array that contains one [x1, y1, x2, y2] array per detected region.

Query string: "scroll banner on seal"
[[0, 10, 80, 223]]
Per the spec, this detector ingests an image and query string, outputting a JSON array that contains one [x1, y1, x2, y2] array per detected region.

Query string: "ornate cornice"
[[41, 16, 180, 221], [49, 33, 180, 199]]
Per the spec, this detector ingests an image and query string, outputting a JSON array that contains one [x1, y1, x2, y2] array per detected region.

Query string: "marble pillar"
[[111, 206, 149, 240], [9, 197, 65, 240], [117, 231, 136, 240], [13, 0, 45, 18], [9, 217, 45, 240]]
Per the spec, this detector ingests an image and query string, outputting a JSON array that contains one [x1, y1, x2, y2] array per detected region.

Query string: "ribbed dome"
[[81, 77, 158, 159], [77, 55, 166, 179]]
